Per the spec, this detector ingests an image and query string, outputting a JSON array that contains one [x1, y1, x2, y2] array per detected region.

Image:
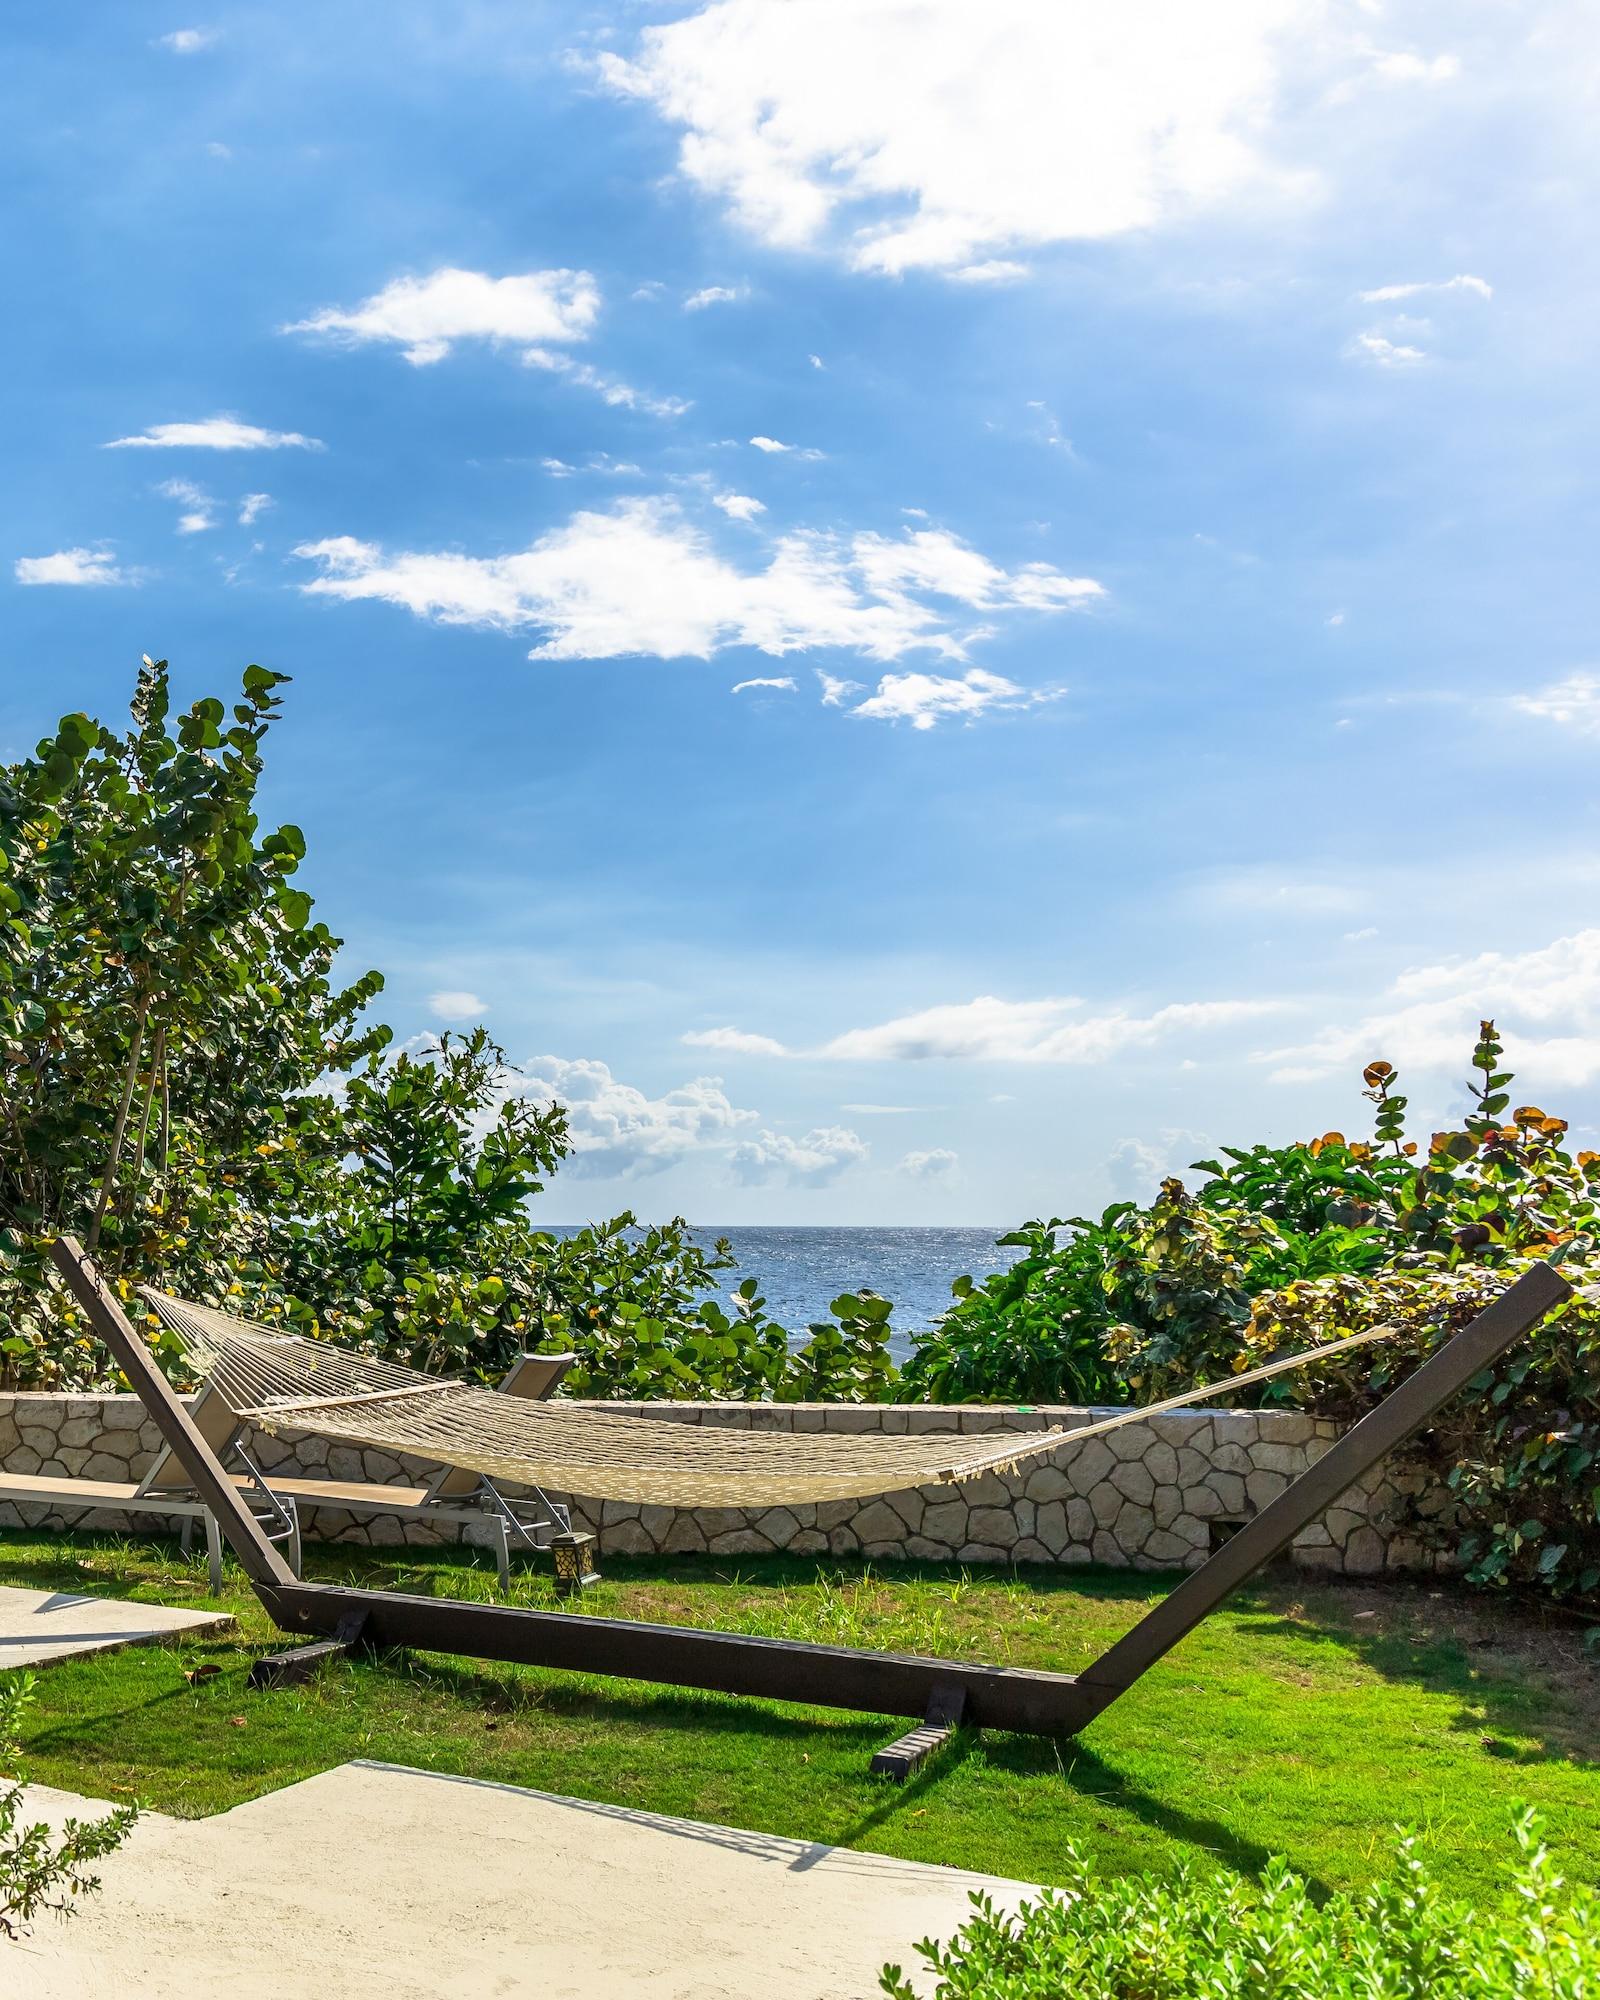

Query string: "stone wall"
[[0, 1393, 1443, 1575]]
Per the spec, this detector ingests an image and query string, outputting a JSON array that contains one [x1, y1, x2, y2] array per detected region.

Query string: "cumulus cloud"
[[1511, 672, 1600, 737], [284, 266, 599, 366], [514, 1055, 757, 1178], [154, 26, 217, 52], [156, 477, 215, 533], [13, 546, 132, 587], [106, 416, 321, 451], [682, 1024, 790, 1054], [1358, 274, 1492, 303], [429, 989, 485, 1021], [729, 1124, 868, 1186], [1256, 930, 1600, 1086], [598, 0, 1315, 276], [851, 667, 1059, 730], [730, 676, 796, 694], [293, 498, 1101, 665], [1106, 1129, 1208, 1201], [899, 1146, 958, 1179], [713, 492, 765, 520]]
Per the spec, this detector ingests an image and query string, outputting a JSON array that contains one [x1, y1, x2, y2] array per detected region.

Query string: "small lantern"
[[550, 1530, 600, 1596]]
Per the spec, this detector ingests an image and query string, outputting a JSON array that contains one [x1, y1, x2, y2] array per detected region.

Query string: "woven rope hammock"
[[138, 1287, 1393, 1510]]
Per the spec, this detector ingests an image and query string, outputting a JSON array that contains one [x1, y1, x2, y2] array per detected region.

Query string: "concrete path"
[[0, 1583, 230, 1666], [5, 1761, 1030, 1998]]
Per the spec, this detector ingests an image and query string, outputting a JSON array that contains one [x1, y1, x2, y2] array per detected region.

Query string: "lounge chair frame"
[[49, 1236, 1568, 1751]]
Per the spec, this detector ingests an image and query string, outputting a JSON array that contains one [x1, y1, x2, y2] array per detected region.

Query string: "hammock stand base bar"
[[49, 1238, 1570, 1766]]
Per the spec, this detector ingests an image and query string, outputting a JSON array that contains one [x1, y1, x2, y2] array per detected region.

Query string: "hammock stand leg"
[[870, 1683, 967, 1781], [51, 1238, 1569, 1764]]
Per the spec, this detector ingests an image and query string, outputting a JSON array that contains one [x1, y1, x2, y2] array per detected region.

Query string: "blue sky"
[[6, 2, 1599, 1224]]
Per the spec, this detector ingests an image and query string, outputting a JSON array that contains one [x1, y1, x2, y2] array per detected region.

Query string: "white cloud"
[[1350, 331, 1427, 367], [293, 498, 1101, 664], [205, 141, 232, 159], [155, 27, 217, 53], [899, 1146, 958, 1179], [1365, 49, 1459, 86], [1358, 274, 1492, 303], [682, 993, 1273, 1066], [1343, 926, 1379, 942], [284, 267, 599, 366], [156, 477, 215, 533], [817, 670, 863, 706], [598, 0, 1312, 277], [749, 435, 824, 458], [238, 493, 272, 525], [106, 416, 321, 451], [850, 667, 1058, 730], [515, 1055, 757, 1179], [729, 1124, 868, 1187], [520, 348, 691, 418], [429, 989, 486, 1021], [841, 1103, 914, 1114], [952, 260, 1029, 285], [1256, 930, 1600, 1086], [808, 353, 824, 369], [13, 546, 131, 587], [1511, 672, 1600, 738], [1106, 1128, 1208, 1201], [684, 284, 748, 309], [713, 491, 765, 520], [682, 1025, 790, 1054], [810, 993, 1277, 1063], [730, 676, 797, 695]]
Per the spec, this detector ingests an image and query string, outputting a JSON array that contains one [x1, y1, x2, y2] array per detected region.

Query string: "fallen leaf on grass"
[[183, 1663, 222, 1685], [227, 1716, 247, 1729]]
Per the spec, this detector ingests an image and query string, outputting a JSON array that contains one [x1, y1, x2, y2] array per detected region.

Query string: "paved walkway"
[[6, 1760, 1029, 1998], [0, 1583, 230, 1666]]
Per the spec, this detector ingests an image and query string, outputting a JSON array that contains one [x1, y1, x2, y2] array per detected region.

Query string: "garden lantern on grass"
[[550, 1530, 600, 1596]]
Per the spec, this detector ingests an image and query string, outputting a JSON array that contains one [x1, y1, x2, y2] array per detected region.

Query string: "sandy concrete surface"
[[5, 1760, 1030, 1999], [0, 1583, 231, 1666]]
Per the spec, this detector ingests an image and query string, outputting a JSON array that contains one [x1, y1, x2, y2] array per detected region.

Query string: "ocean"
[[548, 1224, 1024, 1361]]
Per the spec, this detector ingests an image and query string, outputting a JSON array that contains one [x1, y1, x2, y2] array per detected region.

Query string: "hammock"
[[139, 1287, 1393, 1511]]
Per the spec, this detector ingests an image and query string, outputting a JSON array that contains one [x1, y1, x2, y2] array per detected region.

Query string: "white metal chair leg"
[[204, 1511, 224, 1595]]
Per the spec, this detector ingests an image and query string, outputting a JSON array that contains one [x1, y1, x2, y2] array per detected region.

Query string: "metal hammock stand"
[[50, 1236, 1570, 1780]]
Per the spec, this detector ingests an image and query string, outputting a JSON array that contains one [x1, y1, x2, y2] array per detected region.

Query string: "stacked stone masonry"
[[0, 1394, 1445, 1575]]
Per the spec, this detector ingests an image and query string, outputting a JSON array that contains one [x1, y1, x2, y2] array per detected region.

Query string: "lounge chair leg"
[[204, 1512, 224, 1596], [493, 1517, 510, 1593], [870, 1684, 968, 1782], [248, 1607, 370, 1690]]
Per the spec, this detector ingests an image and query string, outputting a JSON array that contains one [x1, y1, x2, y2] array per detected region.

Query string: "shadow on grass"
[[1231, 1601, 1600, 1770]]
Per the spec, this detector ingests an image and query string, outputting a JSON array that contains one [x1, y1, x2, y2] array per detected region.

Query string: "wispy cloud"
[[154, 26, 217, 53], [106, 416, 322, 451], [694, 993, 1278, 1065], [730, 676, 796, 695], [13, 546, 133, 587], [293, 498, 1103, 665], [1511, 671, 1600, 737], [238, 492, 273, 525], [156, 477, 215, 533], [1358, 274, 1492, 304], [1349, 331, 1427, 367], [683, 1024, 791, 1055], [284, 266, 599, 366], [684, 284, 748, 310]]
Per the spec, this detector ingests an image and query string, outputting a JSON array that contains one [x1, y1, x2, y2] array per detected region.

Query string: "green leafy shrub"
[[882, 1813, 1600, 1999], [1, 1673, 136, 1938]]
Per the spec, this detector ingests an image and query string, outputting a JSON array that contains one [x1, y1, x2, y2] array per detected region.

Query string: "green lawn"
[[4, 1527, 1596, 1899]]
